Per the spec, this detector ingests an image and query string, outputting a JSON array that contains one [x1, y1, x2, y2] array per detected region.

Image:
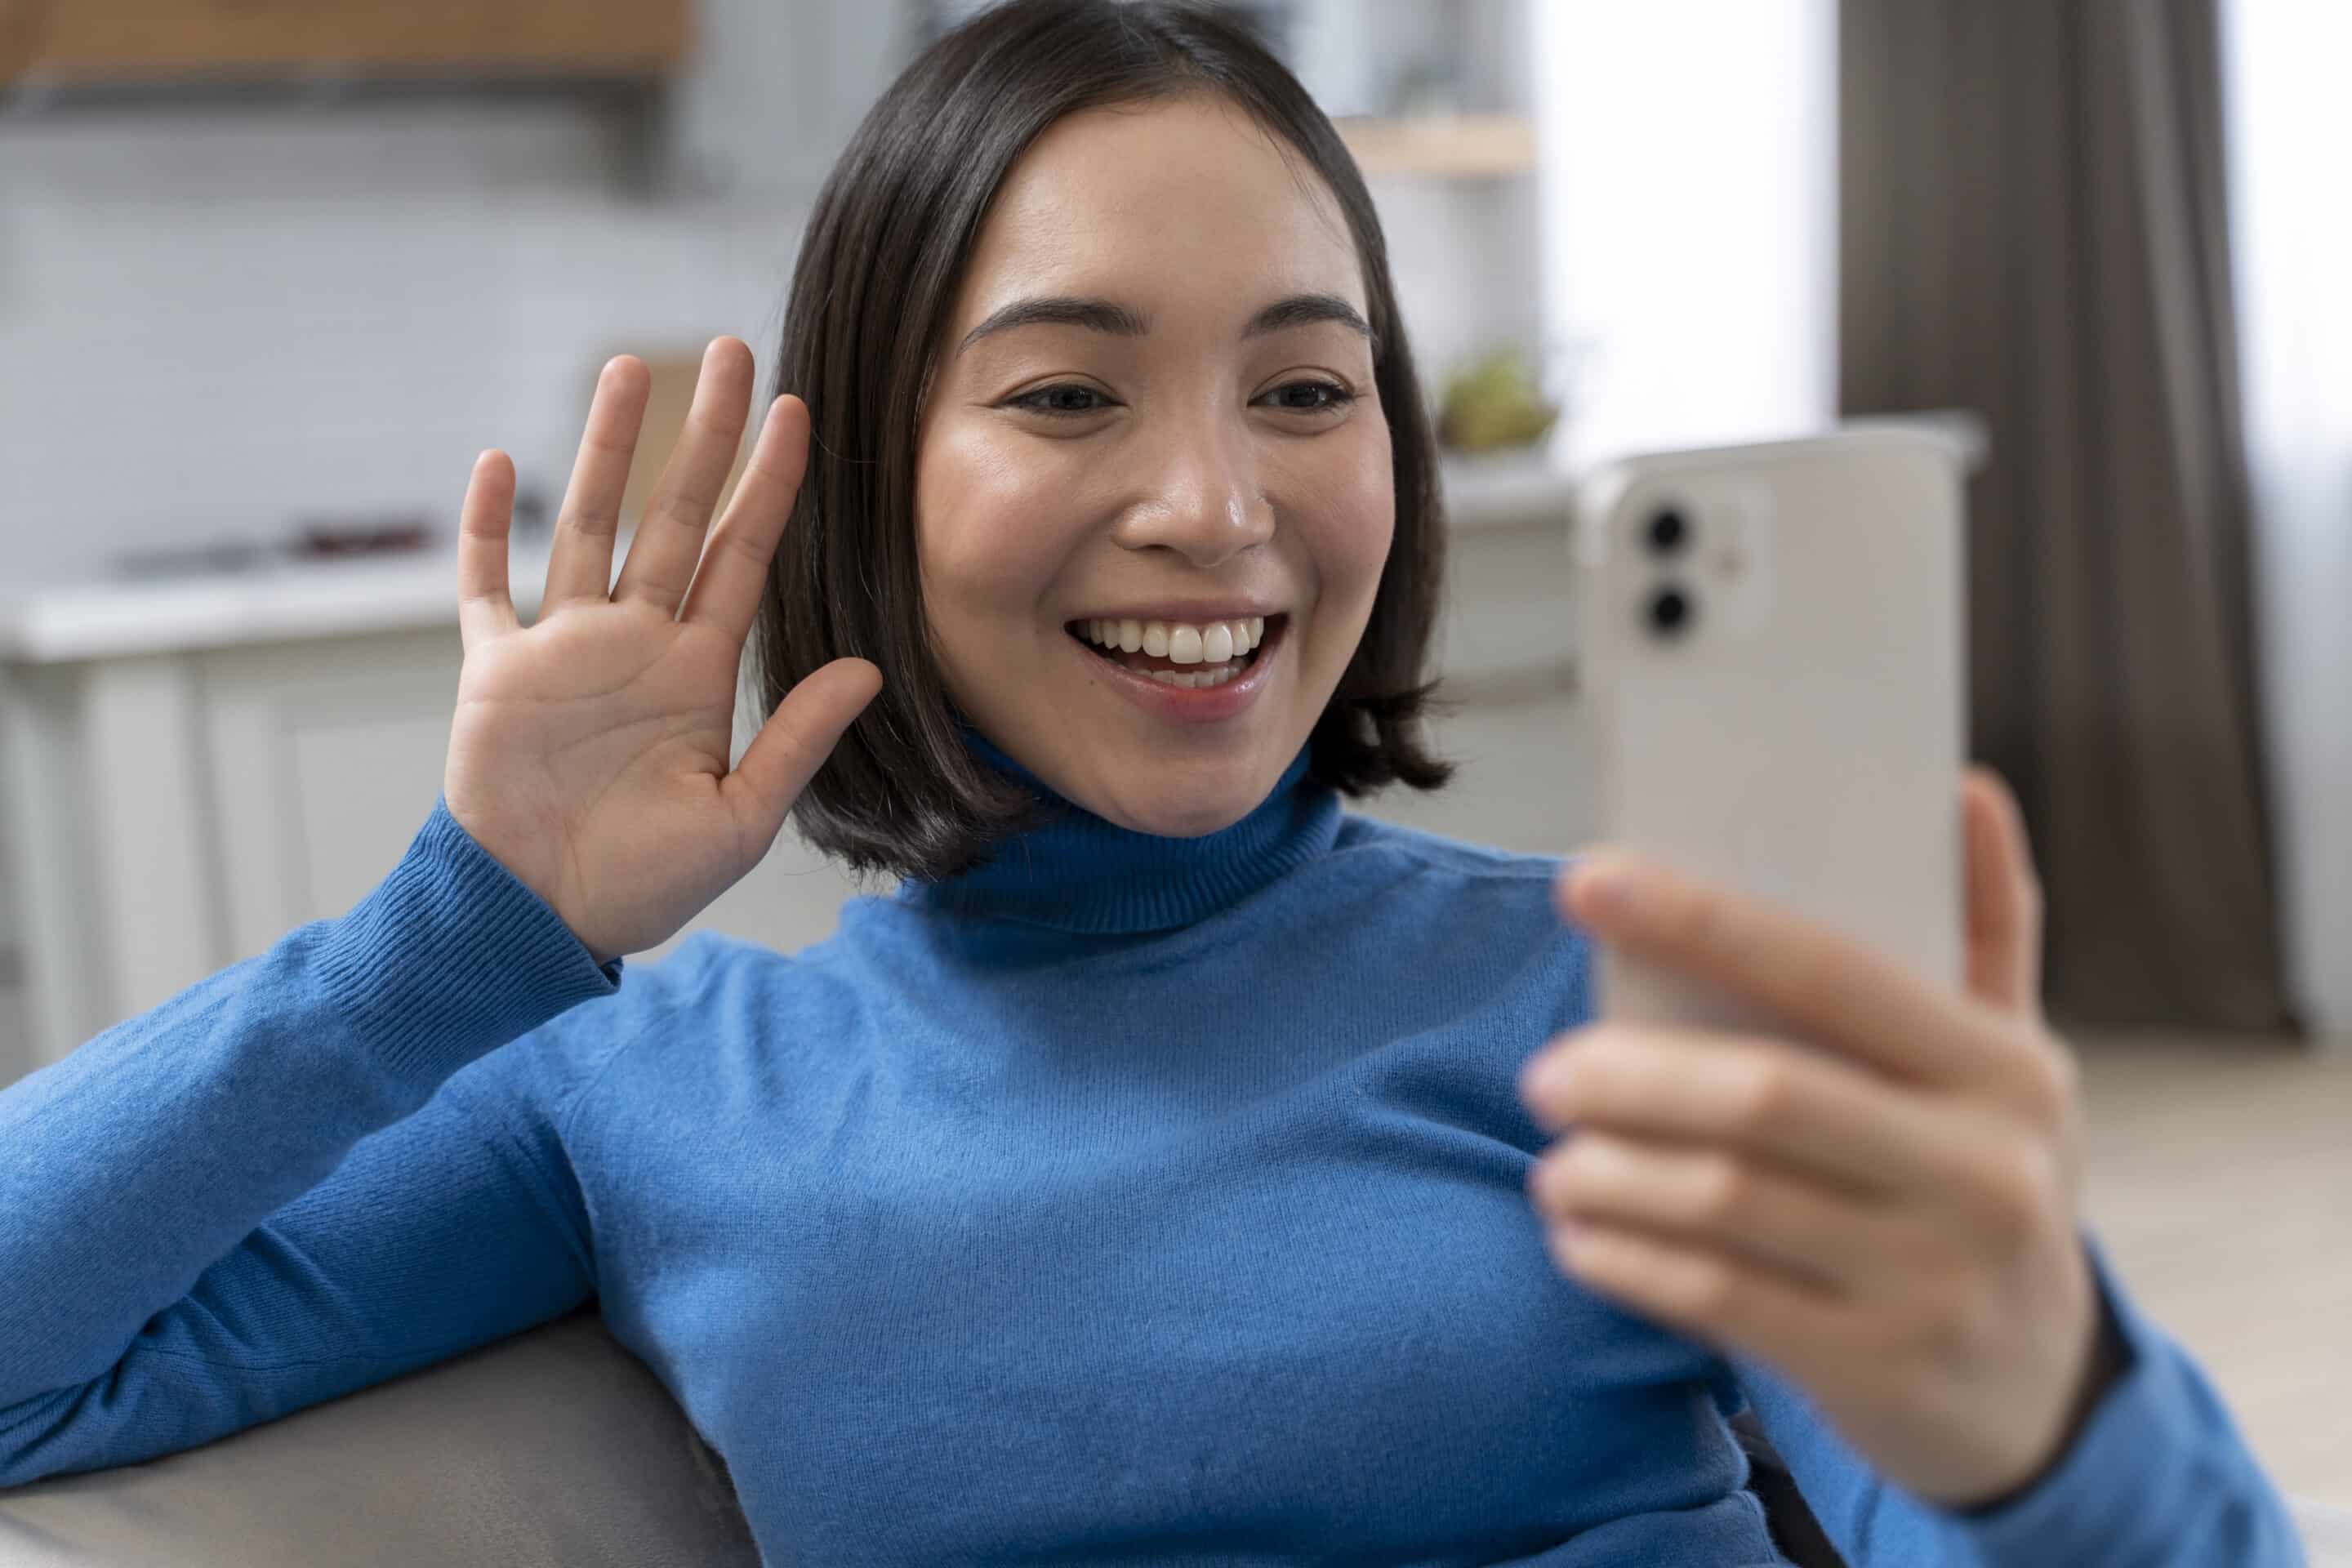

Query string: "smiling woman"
[[751, 1, 1452, 878], [910, 92, 1410, 839]]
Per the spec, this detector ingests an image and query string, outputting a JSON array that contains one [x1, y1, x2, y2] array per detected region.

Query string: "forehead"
[[951, 96, 1364, 323]]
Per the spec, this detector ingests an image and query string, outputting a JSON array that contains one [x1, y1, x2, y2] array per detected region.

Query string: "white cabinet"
[[198, 630, 466, 973], [0, 474, 1584, 1084], [0, 552, 874, 1081], [1382, 510, 1592, 855]]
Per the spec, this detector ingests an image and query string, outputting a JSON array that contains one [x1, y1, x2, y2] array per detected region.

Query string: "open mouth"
[[1064, 612, 1287, 685]]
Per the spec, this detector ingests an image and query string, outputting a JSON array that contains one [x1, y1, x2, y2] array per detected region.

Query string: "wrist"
[[1958, 1285, 2132, 1517]]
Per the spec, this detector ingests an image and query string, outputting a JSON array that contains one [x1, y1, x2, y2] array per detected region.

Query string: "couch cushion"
[[0, 1306, 760, 1568]]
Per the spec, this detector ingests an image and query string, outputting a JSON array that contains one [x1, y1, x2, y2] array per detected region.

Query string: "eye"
[[1008, 383, 1116, 417], [1004, 380, 1361, 420], [1263, 379, 1356, 416]]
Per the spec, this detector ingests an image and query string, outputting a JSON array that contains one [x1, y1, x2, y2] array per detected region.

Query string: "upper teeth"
[[1078, 616, 1267, 665]]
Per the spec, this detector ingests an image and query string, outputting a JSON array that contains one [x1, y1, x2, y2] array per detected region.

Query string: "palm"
[[441, 338, 880, 965], [448, 606, 746, 960]]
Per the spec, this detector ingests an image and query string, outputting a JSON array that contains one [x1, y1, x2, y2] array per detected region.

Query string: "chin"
[[1137, 801, 1256, 839], [1089, 767, 1266, 839]]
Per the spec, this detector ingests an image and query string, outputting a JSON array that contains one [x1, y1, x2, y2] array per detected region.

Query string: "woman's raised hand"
[[442, 336, 881, 967]]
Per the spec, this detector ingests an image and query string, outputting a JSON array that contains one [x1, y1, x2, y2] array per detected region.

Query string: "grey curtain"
[[1838, 0, 2296, 1031]]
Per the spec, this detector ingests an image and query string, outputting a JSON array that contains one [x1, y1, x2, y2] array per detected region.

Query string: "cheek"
[[915, 423, 1087, 621], [1298, 426, 1396, 607]]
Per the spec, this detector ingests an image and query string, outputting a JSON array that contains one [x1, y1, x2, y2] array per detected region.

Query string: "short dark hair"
[[752, 0, 1455, 884]]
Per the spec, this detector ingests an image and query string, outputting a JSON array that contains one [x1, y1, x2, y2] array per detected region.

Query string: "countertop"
[[0, 452, 1578, 666]]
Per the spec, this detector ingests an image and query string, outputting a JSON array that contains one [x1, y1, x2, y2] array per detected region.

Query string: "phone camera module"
[[1646, 584, 1695, 638], [1644, 507, 1690, 556]]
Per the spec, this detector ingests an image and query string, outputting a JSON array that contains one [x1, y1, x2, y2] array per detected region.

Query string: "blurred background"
[[0, 0, 2344, 1511]]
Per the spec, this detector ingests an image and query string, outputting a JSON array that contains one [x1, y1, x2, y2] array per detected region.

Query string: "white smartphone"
[[1572, 426, 1971, 1036]]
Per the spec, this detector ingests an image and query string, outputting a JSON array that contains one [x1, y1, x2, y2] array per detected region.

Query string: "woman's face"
[[914, 95, 1394, 837]]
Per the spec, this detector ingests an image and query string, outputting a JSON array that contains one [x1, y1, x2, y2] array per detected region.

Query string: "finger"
[[1962, 766, 2044, 1017], [1527, 1129, 1903, 1294], [1519, 1024, 1984, 1202], [457, 448, 522, 652], [720, 657, 884, 846], [544, 354, 652, 607], [1541, 1218, 1870, 1384], [1557, 851, 2005, 1092], [678, 393, 808, 645], [613, 336, 755, 616]]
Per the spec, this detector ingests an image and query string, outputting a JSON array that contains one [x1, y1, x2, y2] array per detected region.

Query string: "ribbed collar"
[[893, 725, 1343, 934]]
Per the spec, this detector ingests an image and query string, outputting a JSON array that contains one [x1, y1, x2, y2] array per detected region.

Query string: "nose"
[[1108, 408, 1275, 568]]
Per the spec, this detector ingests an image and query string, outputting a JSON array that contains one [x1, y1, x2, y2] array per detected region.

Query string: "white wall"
[[1528, 0, 1838, 469], [0, 4, 902, 596], [2222, 0, 2352, 1040]]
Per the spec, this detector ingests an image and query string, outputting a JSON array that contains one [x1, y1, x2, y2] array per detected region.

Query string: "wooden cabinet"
[[5, 0, 689, 85]]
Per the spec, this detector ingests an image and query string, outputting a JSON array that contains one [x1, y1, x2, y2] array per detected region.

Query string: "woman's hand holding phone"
[[443, 336, 881, 969], [1518, 768, 2123, 1513]]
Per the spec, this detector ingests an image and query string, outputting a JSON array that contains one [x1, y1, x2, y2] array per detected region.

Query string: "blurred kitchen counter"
[[0, 540, 559, 663], [0, 451, 1570, 663]]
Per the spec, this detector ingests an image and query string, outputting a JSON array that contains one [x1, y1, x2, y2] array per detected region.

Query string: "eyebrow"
[[955, 292, 1375, 357]]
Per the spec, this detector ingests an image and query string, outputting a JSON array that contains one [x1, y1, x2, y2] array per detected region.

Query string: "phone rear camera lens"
[[1646, 585, 1694, 637], [1645, 508, 1689, 555]]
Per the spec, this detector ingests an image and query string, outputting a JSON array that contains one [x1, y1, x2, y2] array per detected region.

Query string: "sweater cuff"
[[1936, 1225, 2294, 1561], [316, 795, 625, 1084]]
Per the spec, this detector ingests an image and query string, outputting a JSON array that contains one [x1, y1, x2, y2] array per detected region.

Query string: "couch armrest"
[[0, 1305, 760, 1568]]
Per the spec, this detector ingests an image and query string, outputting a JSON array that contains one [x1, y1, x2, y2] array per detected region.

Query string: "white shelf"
[[1437, 448, 1575, 535], [0, 544, 555, 665]]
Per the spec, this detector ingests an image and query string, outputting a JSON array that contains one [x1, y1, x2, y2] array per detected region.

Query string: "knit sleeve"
[[0, 797, 626, 1485]]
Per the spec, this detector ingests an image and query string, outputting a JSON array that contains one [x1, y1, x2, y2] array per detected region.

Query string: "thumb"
[[723, 657, 884, 844], [1960, 764, 2045, 1017]]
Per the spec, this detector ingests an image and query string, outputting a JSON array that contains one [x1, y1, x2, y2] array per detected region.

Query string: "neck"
[[893, 725, 1342, 934]]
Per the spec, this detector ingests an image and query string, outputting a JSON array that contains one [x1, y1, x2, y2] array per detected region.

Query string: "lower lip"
[[1067, 617, 1286, 724]]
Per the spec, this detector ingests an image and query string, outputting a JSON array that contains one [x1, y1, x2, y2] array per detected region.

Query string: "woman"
[[0, 2, 2301, 1562]]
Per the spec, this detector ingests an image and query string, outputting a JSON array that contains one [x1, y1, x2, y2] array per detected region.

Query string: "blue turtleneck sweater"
[[0, 733, 2305, 1564]]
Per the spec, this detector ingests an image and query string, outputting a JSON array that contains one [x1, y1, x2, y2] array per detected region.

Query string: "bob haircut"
[[753, 0, 1456, 884]]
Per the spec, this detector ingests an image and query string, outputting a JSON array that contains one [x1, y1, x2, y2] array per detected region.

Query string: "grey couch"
[[2, 1304, 2346, 1566], [0, 1307, 759, 1568]]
